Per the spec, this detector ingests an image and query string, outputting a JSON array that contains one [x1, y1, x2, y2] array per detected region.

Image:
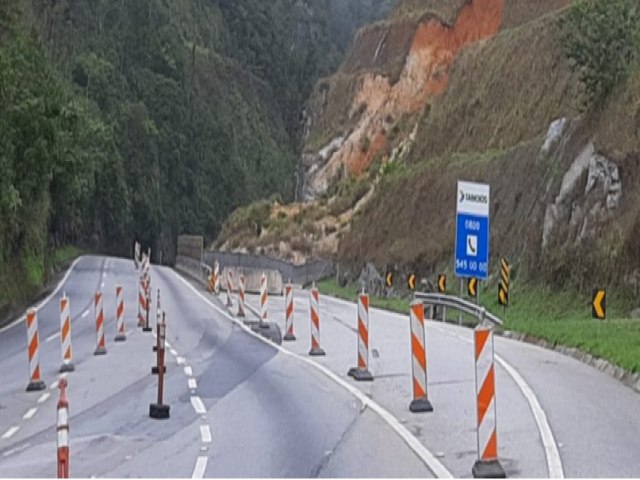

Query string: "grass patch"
[[317, 278, 640, 373], [51, 245, 83, 267]]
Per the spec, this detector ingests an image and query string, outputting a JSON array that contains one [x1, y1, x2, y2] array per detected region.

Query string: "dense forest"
[[0, 0, 393, 304]]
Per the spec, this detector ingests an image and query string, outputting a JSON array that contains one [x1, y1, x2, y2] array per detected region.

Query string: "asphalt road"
[[240, 284, 640, 478], [0, 256, 436, 478]]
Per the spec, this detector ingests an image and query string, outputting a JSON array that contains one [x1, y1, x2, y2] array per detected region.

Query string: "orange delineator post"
[[94, 292, 107, 355], [472, 326, 505, 478], [237, 274, 246, 317], [408, 300, 432, 412], [59, 295, 75, 372], [283, 284, 296, 341], [57, 378, 69, 478], [115, 285, 126, 342], [259, 273, 269, 329], [26, 308, 46, 391], [348, 293, 373, 381], [308, 287, 325, 356]]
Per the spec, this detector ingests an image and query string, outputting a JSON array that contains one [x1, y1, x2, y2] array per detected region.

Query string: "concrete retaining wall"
[[221, 267, 283, 296]]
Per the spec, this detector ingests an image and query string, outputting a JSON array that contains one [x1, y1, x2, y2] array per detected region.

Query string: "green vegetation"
[[319, 277, 640, 373], [0, 0, 393, 307], [561, 0, 640, 108], [317, 279, 411, 314]]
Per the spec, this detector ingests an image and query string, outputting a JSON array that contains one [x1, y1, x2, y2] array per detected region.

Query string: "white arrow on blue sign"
[[455, 181, 490, 280]]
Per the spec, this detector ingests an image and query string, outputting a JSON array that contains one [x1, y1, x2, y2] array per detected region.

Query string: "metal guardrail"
[[414, 292, 503, 326]]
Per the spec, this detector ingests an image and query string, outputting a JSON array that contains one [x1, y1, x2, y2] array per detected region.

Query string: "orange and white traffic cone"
[[226, 269, 233, 308], [94, 292, 107, 355], [237, 273, 245, 318], [348, 292, 373, 381], [25, 308, 46, 391], [57, 378, 69, 478], [283, 283, 296, 341], [409, 300, 432, 412], [259, 272, 269, 329], [472, 326, 505, 478], [308, 287, 325, 356], [59, 295, 75, 372], [115, 285, 126, 342], [138, 278, 146, 328]]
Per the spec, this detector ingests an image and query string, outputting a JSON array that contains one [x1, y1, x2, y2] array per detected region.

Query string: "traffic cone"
[[409, 300, 432, 412]]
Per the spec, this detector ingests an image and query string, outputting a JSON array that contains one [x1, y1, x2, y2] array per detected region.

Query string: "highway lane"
[[0, 256, 437, 477], [241, 286, 640, 478]]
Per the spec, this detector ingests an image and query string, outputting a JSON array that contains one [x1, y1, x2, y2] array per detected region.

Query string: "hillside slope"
[[217, 0, 640, 296]]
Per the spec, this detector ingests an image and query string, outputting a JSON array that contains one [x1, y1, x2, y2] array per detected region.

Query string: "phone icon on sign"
[[467, 235, 478, 257]]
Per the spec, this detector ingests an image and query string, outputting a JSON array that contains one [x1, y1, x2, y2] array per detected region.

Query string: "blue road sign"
[[455, 181, 490, 280]]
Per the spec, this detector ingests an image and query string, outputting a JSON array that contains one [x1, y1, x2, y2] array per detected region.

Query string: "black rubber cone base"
[[151, 366, 167, 375], [472, 460, 506, 478], [409, 397, 433, 413], [149, 403, 170, 419], [60, 363, 75, 373], [94, 347, 107, 356], [309, 348, 326, 356], [142, 326, 153, 332], [259, 322, 270, 330], [348, 367, 373, 381], [26, 380, 46, 392], [153, 345, 158, 352], [283, 333, 296, 341], [115, 334, 127, 342]]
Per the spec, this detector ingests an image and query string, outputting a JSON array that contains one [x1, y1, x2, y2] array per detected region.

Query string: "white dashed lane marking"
[[37, 392, 50, 404], [190, 396, 206, 415], [192, 456, 208, 478], [1, 426, 19, 439], [200, 425, 212, 444], [188, 378, 197, 390], [184, 366, 193, 376], [22, 408, 37, 420]]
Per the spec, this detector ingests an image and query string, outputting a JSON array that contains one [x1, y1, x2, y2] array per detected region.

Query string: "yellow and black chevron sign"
[[592, 289, 606, 319], [437, 274, 446, 294], [467, 278, 478, 298], [499, 258, 510, 306], [408, 273, 417, 291], [385, 271, 394, 288], [498, 282, 508, 306]]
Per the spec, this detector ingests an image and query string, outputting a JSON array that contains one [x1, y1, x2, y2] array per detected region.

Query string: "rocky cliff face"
[[218, 0, 640, 292], [298, 0, 571, 200]]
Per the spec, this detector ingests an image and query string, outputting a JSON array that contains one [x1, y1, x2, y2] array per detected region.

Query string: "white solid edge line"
[[495, 356, 564, 478], [23, 408, 38, 420], [0, 256, 85, 334], [200, 425, 212, 443], [321, 292, 565, 478], [192, 456, 208, 479], [190, 396, 206, 415], [172, 269, 453, 479], [1, 426, 19, 439]]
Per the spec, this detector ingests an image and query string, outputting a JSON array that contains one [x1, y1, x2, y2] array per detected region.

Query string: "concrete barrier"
[[220, 267, 283, 296]]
